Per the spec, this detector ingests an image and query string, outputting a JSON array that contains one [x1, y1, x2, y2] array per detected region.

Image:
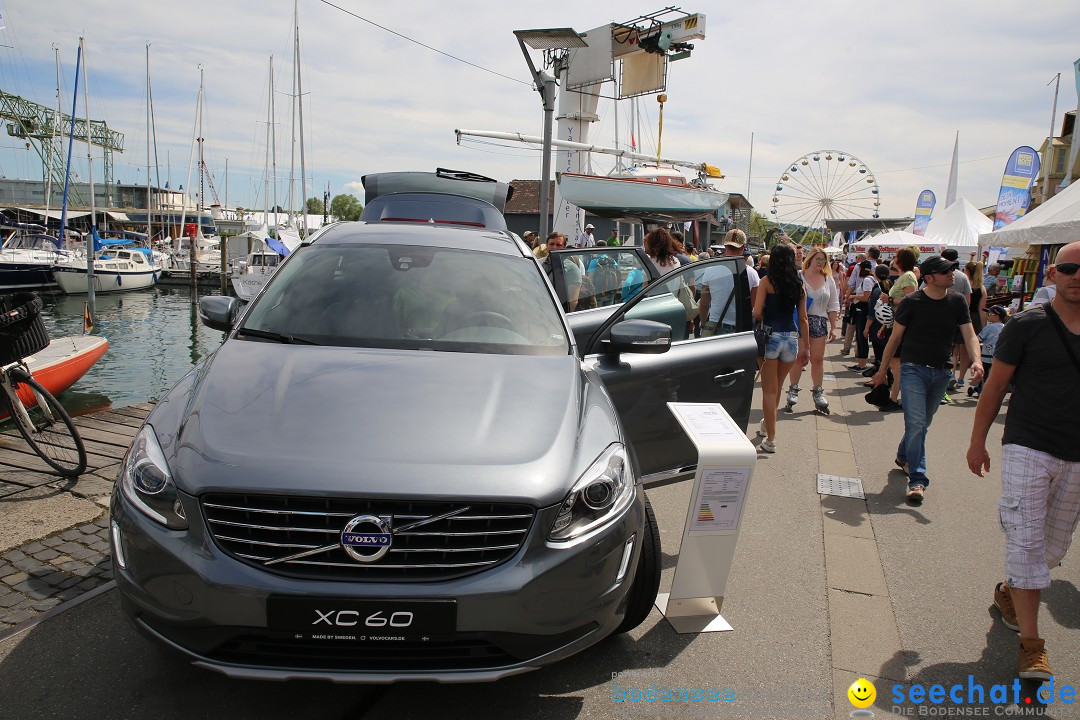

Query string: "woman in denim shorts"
[[752, 244, 809, 453]]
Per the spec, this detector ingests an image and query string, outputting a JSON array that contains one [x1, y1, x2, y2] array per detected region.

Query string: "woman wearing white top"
[[787, 246, 840, 412]]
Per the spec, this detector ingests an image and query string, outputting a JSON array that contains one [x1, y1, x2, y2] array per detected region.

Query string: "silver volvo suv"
[[110, 170, 756, 683]]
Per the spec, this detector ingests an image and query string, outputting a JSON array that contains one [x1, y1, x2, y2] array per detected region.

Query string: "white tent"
[[851, 230, 943, 257], [922, 198, 991, 255], [978, 179, 1080, 249]]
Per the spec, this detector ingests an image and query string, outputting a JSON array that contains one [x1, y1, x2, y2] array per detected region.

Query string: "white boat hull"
[[52, 266, 157, 294], [231, 272, 270, 301], [557, 172, 728, 222]]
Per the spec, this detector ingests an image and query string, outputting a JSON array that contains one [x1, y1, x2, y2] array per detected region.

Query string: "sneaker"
[[940, 393, 951, 405], [906, 484, 925, 503], [757, 419, 766, 437], [955, 379, 965, 390], [786, 385, 801, 406], [1018, 637, 1053, 681], [880, 399, 903, 412], [994, 582, 1020, 632], [758, 439, 776, 453], [895, 459, 910, 475], [861, 366, 878, 378], [947, 378, 958, 391], [847, 364, 866, 372]]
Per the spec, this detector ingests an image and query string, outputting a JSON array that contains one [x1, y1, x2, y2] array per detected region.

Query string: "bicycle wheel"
[[5, 375, 87, 477]]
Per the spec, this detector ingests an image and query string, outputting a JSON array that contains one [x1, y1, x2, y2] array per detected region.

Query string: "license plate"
[[268, 597, 456, 637]]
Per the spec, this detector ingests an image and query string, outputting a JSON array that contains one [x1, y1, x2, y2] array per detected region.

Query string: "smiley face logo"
[[848, 678, 876, 709]]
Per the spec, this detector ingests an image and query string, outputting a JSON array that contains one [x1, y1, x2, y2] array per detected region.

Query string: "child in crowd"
[[970, 305, 1008, 397]]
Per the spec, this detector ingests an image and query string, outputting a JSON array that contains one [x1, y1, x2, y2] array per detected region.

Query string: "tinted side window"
[[554, 249, 652, 313]]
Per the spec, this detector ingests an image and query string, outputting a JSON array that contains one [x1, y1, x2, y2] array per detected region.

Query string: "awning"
[[16, 207, 91, 220], [105, 211, 130, 222]]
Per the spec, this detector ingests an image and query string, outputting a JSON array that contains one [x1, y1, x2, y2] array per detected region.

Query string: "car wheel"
[[613, 495, 661, 634]]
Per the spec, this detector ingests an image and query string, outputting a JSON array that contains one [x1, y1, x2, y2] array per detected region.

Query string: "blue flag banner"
[[993, 147, 1041, 231], [912, 190, 936, 236]]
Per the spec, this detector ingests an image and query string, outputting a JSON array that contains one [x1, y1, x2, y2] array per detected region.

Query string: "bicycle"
[[0, 292, 87, 477]]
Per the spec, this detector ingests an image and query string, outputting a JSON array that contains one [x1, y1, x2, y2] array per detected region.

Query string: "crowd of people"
[[528, 221, 1079, 688]]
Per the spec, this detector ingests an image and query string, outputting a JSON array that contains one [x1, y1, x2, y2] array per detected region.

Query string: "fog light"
[[615, 535, 635, 584], [111, 521, 126, 570]]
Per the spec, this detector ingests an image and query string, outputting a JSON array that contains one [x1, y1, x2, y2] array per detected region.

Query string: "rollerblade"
[[812, 386, 830, 415], [783, 384, 800, 413]]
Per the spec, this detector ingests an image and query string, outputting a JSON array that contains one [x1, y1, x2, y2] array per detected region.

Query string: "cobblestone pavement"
[[0, 511, 112, 631]]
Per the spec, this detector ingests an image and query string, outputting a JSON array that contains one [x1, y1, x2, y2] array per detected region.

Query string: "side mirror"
[[600, 319, 671, 355], [199, 295, 239, 332]]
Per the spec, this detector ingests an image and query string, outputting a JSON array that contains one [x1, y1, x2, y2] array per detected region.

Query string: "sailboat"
[[455, 129, 727, 223]]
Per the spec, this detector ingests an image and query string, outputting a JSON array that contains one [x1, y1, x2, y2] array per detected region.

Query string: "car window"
[[551, 249, 652, 313], [240, 244, 570, 355]]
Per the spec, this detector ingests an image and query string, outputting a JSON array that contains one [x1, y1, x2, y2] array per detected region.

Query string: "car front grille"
[[201, 493, 535, 581]]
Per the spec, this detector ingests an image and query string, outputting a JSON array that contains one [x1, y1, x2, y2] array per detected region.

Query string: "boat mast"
[[146, 43, 153, 246], [294, 0, 309, 238], [193, 66, 205, 294], [44, 46, 61, 236], [59, 43, 81, 254], [270, 56, 279, 233], [82, 37, 97, 305], [455, 129, 709, 171]]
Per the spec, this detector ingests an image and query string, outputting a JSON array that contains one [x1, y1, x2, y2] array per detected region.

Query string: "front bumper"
[[110, 486, 645, 683]]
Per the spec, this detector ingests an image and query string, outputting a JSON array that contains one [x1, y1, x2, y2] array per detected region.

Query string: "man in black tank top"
[[870, 256, 983, 504]]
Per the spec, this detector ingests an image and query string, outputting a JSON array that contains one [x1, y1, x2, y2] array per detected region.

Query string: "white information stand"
[[654, 402, 757, 634]]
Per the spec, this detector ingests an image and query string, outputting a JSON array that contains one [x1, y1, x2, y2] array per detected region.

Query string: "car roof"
[[307, 220, 529, 257]]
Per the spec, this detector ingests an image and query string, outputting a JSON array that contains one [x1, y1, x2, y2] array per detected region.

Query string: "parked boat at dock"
[[0, 230, 63, 292], [557, 166, 728, 223], [52, 246, 159, 294]]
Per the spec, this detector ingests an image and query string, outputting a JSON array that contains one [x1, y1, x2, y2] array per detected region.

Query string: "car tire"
[[613, 494, 661, 634]]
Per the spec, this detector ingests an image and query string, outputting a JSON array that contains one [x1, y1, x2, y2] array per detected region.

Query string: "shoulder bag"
[[676, 278, 699, 321]]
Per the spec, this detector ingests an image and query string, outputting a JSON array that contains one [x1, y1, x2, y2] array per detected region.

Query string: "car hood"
[[167, 340, 619, 506]]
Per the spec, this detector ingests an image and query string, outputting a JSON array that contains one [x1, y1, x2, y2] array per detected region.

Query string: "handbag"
[[753, 319, 773, 358], [676, 279, 698, 321]]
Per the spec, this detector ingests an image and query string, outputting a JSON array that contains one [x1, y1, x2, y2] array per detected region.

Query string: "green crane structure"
[[0, 87, 125, 206]]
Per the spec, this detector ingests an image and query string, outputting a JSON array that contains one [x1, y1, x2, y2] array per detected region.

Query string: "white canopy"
[[851, 230, 943, 255], [922, 198, 991, 253], [978, 179, 1080, 248]]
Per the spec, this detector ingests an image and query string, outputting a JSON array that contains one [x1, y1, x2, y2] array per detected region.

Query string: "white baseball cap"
[[585, 224, 595, 229]]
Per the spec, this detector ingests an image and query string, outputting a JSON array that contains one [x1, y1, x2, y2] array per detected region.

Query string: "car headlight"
[[120, 424, 187, 529], [548, 444, 635, 542]]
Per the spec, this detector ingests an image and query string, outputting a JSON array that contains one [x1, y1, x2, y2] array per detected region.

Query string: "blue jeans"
[[895, 363, 952, 487]]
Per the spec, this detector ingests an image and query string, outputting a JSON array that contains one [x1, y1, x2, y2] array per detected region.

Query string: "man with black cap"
[[871, 254, 983, 504]]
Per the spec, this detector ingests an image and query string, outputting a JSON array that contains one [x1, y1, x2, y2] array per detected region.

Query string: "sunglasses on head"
[[1054, 262, 1079, 275]]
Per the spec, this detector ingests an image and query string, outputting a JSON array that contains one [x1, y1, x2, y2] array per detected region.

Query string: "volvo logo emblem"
[[341, 515, 392, 563]]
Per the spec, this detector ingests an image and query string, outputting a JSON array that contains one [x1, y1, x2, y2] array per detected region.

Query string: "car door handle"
[[713, 369, 746, 383]]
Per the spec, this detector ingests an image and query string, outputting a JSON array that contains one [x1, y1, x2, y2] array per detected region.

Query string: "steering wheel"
[[462, 311, 516, 331]]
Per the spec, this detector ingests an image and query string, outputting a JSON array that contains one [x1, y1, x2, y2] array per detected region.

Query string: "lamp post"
[[513, 28, 587, 241]]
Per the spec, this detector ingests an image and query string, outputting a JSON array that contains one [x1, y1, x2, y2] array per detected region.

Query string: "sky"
[[0, 0, 1078, 225]]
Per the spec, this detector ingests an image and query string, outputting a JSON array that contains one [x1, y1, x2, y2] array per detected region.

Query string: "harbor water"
[[37, 286, 228, 416]]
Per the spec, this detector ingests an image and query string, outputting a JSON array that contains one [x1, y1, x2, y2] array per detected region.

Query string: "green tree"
[[330, 193, 364, 221], [748, 210, 777, 246], [306, 196, 324, 215]]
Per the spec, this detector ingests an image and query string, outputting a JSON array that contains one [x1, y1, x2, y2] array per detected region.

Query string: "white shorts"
[[999, 444, 1080, 590]]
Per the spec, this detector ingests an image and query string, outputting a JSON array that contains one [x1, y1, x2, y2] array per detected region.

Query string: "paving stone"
[[58, 561, 90, 574], [2, 572, 29, 587], [89, 540, 110, 554], [68, 547, 99, 562], [72, 565, 99, 578], [40, 536, 62, 548], [78, 524, 99, 535], [57, 577, 81, 590], [13, 557, 49, 574], [0, 592, 23, 608], [13, 580, 54, 600], [4, 608, 35, 624], [31, 597, 60, 612], [0, 564, 17, 580], [58, 530, 82, 542], [40, 571, 68, 586], [56, 542, 85, 555], [31, 548, 60, 562], [94, 516, 109, 528], [1, 550, 27, 563], [20, 542, 46, 554], [76, 577, 102, 591]]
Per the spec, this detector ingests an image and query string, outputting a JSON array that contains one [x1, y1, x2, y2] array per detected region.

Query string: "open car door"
[[569, 257, 758, 483]]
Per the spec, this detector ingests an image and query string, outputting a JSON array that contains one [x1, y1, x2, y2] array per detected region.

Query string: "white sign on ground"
[[656, 402, 757, 634]]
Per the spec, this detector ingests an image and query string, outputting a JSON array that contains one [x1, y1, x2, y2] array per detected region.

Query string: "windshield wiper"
[[236, 328, 319, 345]]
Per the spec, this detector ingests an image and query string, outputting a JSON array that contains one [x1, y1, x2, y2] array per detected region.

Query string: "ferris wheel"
[[770, 150, 881, 238]]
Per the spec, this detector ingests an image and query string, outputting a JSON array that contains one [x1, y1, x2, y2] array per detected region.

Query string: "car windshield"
[[240, 244, 570, 355]]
